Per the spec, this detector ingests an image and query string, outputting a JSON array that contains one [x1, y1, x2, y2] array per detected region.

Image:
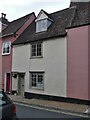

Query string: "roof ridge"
[[2, 12, 35, 36], [50, 7, 69, 15], [10, 12, 35, 23]]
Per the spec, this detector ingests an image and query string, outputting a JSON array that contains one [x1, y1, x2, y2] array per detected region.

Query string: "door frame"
[[4, 72, 11, 93], [17, 73, 25, 97]]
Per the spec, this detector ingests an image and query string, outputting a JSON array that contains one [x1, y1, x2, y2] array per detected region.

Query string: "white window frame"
[[31, 42, 42, 58], [2, 41, 11, 55], [30, 72, 44, 90]]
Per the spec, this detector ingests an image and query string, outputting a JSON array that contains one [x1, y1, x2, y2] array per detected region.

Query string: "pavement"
[[8, 94, 90, 117]]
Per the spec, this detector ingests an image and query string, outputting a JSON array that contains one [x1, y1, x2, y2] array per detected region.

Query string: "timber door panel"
[[18, 74, 25, 97], [6, 73, 10, 93]]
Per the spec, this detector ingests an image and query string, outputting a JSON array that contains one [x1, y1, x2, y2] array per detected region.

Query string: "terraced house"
[[0, 13, 35, 93], [11, 0, 90, 103]]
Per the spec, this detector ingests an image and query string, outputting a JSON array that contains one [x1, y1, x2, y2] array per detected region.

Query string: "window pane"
[[36, 20, 47, 33], [3, 48, 5, 53], [31, 74, 36, 86], [6, 47, 9, 53], [41, 20, 47, 31], [38, 74, 43, 84], [37, 43, 41, 56], [36, 21, 41, 33], [32, 44, 36, 56], [2, 42, 10, 54], [30, 73, 44, 89], [31, 43, 42, 57]]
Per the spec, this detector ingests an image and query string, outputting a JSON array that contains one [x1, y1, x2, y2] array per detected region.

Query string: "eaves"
[[12, 33, 67, 46], [0, 33, 14, 38]]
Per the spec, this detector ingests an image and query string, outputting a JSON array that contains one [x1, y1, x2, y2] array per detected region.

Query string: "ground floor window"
[[30, 72, 44, 90]]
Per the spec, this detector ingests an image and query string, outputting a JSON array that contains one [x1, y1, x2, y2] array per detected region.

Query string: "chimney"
[[0, 13, 9, 25], [1, 13, 6, 19], [70, 0, 90, 7], [0, 13, 9, 31]]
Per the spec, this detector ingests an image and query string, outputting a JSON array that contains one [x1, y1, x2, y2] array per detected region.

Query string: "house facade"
[[12, 37, 67, 97], [11, 1, 90, 102], [0, 13, 35, 93], [0, 13, 9, 89], [67, 2, 90, 101], [12, 8, 73, 97]]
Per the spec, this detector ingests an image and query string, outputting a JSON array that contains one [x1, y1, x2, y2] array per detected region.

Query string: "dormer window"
[[36, 19, 47, 33], [35, 10, 53, 33]]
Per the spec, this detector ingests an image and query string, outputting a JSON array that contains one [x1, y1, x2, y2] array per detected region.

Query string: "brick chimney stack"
[[1, 13, 6, 19], [0, 13, 9, 25], [70, 0, 90, 7], [0, 13, 9, 31]]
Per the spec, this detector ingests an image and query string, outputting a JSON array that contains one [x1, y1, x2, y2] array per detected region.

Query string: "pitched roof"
[[2, 12, 35, 37], [12, 2, 90, 45], [67, 2, 90, 28], [12, 7, 75, 45]]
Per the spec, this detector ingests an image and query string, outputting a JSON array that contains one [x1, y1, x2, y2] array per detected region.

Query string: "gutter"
[[0, 33, 14, 38]]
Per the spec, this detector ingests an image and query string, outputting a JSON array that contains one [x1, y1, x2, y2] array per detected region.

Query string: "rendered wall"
[[0, 38, 2, 89], [67, 26, 89, 100], [12, 37, 67, 97]]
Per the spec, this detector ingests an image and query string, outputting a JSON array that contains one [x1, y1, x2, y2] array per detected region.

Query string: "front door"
[[6, 73, 11, 93], [18, 74, 25, 97]]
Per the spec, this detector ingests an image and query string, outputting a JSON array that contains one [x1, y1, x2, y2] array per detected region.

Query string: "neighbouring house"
[[0, 13, 9, 89], [67, 2, 90, 101], [0, 12, 35, 93], [12, 1, 90, 103]]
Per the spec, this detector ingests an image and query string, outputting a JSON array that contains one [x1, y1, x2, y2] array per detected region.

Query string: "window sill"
[[30, 87, 44, 91], [30, 56, 43, 59], [2, 53, 10, 56]]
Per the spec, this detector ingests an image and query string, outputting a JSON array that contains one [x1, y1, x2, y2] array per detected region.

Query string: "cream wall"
[[12, 44, 30, 91], [28, 37, 67, 97], [12, 37, 67, 97]]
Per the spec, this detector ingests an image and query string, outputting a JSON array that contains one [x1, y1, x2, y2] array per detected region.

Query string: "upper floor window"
[[31, 43, 42, 58], [2, 42, 11, 55]]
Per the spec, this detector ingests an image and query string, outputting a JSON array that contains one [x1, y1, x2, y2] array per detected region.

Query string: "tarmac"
[[8, 94, 90, 118]]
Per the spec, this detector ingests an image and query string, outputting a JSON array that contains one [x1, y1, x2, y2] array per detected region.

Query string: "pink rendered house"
[[0, 13, 35, 93], [67, 2, 90, 101]]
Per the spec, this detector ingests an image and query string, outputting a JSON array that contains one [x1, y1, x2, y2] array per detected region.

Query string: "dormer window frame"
[[35, 10, 53, 33]]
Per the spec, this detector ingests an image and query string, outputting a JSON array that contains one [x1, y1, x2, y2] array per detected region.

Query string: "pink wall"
[[1, 14, 35, 89], [2, 36, 14, 86], [0, 38, 2, 89], [88, 25, 90, 100], [67, 26, 89, 100]]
